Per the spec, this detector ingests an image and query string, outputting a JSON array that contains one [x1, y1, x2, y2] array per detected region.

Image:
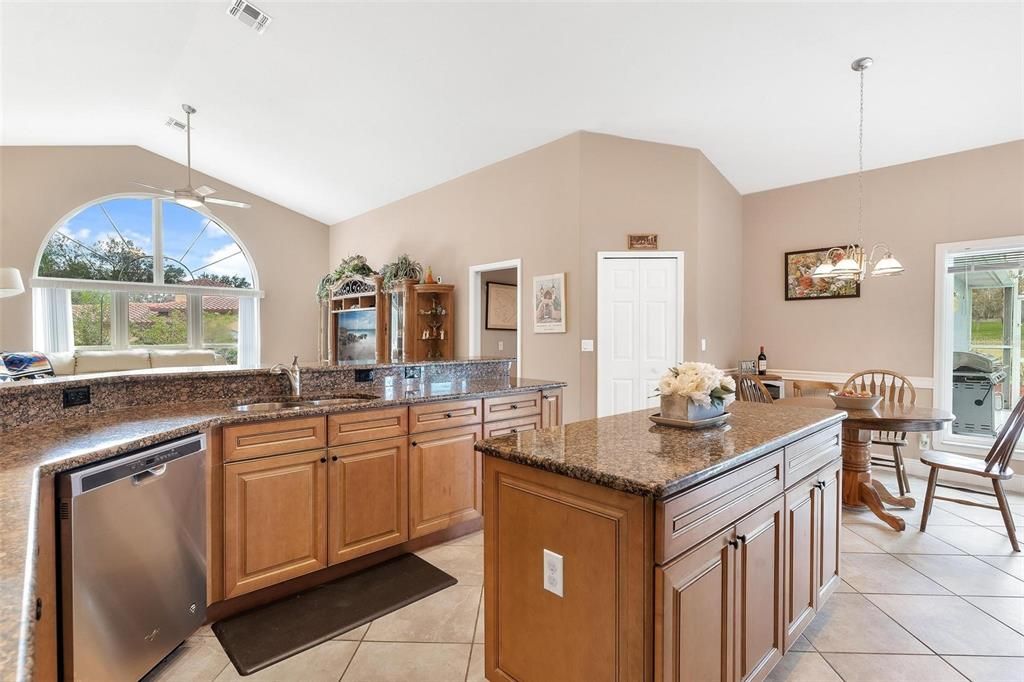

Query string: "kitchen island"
[[475, 400, 846, 682]]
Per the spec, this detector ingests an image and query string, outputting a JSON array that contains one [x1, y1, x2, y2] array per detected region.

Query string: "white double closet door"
[[597, 255, 681, 417]]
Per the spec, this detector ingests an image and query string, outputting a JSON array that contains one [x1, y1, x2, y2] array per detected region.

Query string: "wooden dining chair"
[[920, 395, 1023, 552], [843, 370, 918, 496], [792, 380, 840, 397], [737, 374, 774, 404]]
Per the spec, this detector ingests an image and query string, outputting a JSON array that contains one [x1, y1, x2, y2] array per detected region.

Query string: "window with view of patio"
[[33, 195, 260, 367]]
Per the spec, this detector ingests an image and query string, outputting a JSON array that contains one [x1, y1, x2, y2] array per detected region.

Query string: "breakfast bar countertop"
[[475, 400, 846, 499], [0, 375, 565, 680]]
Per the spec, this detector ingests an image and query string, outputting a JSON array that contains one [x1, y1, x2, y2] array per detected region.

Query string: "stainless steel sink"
[[233, 396, 374, 412], [233, 401, 311, 412]]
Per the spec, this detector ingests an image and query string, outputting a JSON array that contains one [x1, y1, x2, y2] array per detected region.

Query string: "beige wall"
[[331, 131, 743, 422], [741, 140, 1024, 377], [480, 268, 517, 359], [0, 146, 330, 363]]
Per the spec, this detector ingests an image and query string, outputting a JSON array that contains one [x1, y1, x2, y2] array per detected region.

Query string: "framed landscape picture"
[[784, 246, 861, 301], [533, 273, 566, 333], [486, 282, 518, 330]]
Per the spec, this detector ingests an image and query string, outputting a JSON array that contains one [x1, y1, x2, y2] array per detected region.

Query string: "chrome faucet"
[[271, 355, 302, 397]]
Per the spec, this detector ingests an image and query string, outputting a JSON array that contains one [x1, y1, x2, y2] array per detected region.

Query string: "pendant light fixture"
[[812, 57, 904, 282]]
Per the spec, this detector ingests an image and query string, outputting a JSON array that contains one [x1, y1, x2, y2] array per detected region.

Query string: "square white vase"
[[660, 394, 727, 421]]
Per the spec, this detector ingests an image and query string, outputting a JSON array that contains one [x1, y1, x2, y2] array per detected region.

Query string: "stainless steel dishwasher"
[[59, 433, 207, 681]]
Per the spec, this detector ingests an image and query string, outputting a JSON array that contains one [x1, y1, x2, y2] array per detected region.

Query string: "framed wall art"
[[533, 273, 566, 333], [486, 282, 518, 330], [784, 246, 861, 301]]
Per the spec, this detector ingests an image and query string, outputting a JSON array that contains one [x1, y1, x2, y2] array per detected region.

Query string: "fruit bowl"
[[829, 391, 883, 410]]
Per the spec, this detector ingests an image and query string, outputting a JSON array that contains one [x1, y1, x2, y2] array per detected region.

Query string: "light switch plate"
[[543, 549, 563, 597], [581, 339, 594, 352], [498, 341, 504, 351], [701, 338, 707, 352]]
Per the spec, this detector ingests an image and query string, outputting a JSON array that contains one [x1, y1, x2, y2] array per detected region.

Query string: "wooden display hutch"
[[322, 275, 388, 363], [389, 281, 455, 362]]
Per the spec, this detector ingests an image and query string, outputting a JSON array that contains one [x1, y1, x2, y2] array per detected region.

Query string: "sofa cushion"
[[149, 349, 224, 368], [44, 351, 77, 376], [74, 349, 151, 374]]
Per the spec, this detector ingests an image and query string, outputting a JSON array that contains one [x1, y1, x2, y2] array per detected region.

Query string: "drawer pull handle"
[[728, 539, 740, 549]]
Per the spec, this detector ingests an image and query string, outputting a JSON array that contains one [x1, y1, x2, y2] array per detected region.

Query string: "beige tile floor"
[[148, 471, 1023, 682]]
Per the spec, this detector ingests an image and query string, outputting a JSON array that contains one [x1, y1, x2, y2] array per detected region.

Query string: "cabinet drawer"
[[483, 391, 542, 422], [410, 399, 483, 433], [785, 426, 841, 489], [484, 414, 543, 438], [328, 407, 409, 446], [223, 416, 327, 462], [656, 451, 784, 564]]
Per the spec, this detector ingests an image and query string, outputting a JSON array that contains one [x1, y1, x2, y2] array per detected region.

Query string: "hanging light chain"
[[857, 65, 865, 246]]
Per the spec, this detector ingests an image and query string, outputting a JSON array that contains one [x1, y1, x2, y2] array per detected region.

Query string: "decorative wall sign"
[[533, 273, 566, 333], [785, 246, 861, 301], [486, 282, 518, 330], [628, 234, 658, 250]]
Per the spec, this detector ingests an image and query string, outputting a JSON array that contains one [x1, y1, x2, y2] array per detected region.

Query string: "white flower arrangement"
[[657, 362, 736, 408]]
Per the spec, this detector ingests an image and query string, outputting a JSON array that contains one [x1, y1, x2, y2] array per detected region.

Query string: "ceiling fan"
[[133, 104, 251, 210]]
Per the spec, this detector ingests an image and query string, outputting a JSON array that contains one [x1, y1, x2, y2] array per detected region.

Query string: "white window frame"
[[933, 235, 1024, 455], [32, 193, 263, 366]]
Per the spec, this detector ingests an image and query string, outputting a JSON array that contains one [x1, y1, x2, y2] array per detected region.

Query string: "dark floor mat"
[[212, 553, 457, 675]]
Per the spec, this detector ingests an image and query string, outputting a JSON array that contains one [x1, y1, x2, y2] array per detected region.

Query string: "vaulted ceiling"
[[2, 2, 1021, 224]]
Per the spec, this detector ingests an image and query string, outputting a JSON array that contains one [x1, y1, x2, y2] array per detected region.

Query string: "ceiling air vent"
[[227, 0, 272, 34], [165, 117, 187, 132]]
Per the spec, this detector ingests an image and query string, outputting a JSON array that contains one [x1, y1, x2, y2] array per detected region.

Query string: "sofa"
[[45, 349, 228, 376]]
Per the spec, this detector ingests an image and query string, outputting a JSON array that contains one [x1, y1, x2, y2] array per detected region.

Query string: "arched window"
[[34, 195, 261, 366]]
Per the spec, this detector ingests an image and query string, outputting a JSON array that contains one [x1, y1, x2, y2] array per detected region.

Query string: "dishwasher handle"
[[131, 464, 167, 486]]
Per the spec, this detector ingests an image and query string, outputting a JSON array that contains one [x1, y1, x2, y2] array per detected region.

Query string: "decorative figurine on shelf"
[[424, 266, 436, 284]]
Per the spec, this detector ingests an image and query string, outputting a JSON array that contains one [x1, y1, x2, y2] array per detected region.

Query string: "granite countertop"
[[0, 375, 564, 680], [475, 400, 846, 498]]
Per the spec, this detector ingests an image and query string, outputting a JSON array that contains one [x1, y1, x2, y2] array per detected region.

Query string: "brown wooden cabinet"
[[541, 388, 563, 428], [483, 391, 542, 422], [783, 460, 842, 649], [657, 496, 784, 682], [222, 416, 326, 462], [328, 436, 409, 565], [409, 424, 483, 538], [223, 449, 328, 598], [483, 413, 542, 438]]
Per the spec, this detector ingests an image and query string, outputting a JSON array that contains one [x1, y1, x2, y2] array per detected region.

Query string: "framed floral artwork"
[[784, 246, 861, 301], [533, 273, 566, 333]]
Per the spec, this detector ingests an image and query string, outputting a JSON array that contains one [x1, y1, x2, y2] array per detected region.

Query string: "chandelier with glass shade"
[[812, 57, 904, 282]]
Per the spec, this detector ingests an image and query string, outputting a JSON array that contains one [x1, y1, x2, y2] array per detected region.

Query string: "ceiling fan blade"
[[206, 197, 251, 209], [131, 182, 174, 195], [194, 185, 217, 197]]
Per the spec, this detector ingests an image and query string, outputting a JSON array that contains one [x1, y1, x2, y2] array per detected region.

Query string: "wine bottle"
[[757, 346, 767, 376]]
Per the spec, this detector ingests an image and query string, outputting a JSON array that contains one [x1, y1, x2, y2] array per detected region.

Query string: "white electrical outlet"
[[543, 549, 563, 597], [919, 433, 930, 449], [581, 339, 594, 352], [498, 341, 504, 351]]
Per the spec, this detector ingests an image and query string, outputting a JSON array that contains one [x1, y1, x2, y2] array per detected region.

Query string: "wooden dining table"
[[775, 397, 955, 531]]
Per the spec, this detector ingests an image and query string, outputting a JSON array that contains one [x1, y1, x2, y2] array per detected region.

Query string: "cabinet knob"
[[332, 455, 339, 462], [737, 534, 748, 545], [728, 539, 740, 549], [445, 412, 453, 418], [816, 480, 827, 490], [411, 441, 418, 447], [511, 404, 519, 410], [319, 457, 327, 464], [510, 428, 518, 434]]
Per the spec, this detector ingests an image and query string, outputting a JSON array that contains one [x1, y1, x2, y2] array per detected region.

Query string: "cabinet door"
[[328, 436, 408, 565], [223, 450, 328, 598], [735, 498, 785, 682], [541, 388, 563, 429], [409, 424, 483, 538], [816, 461, 842, 605], [783, 479, 818, 650], [657, 528, 735, 682]]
